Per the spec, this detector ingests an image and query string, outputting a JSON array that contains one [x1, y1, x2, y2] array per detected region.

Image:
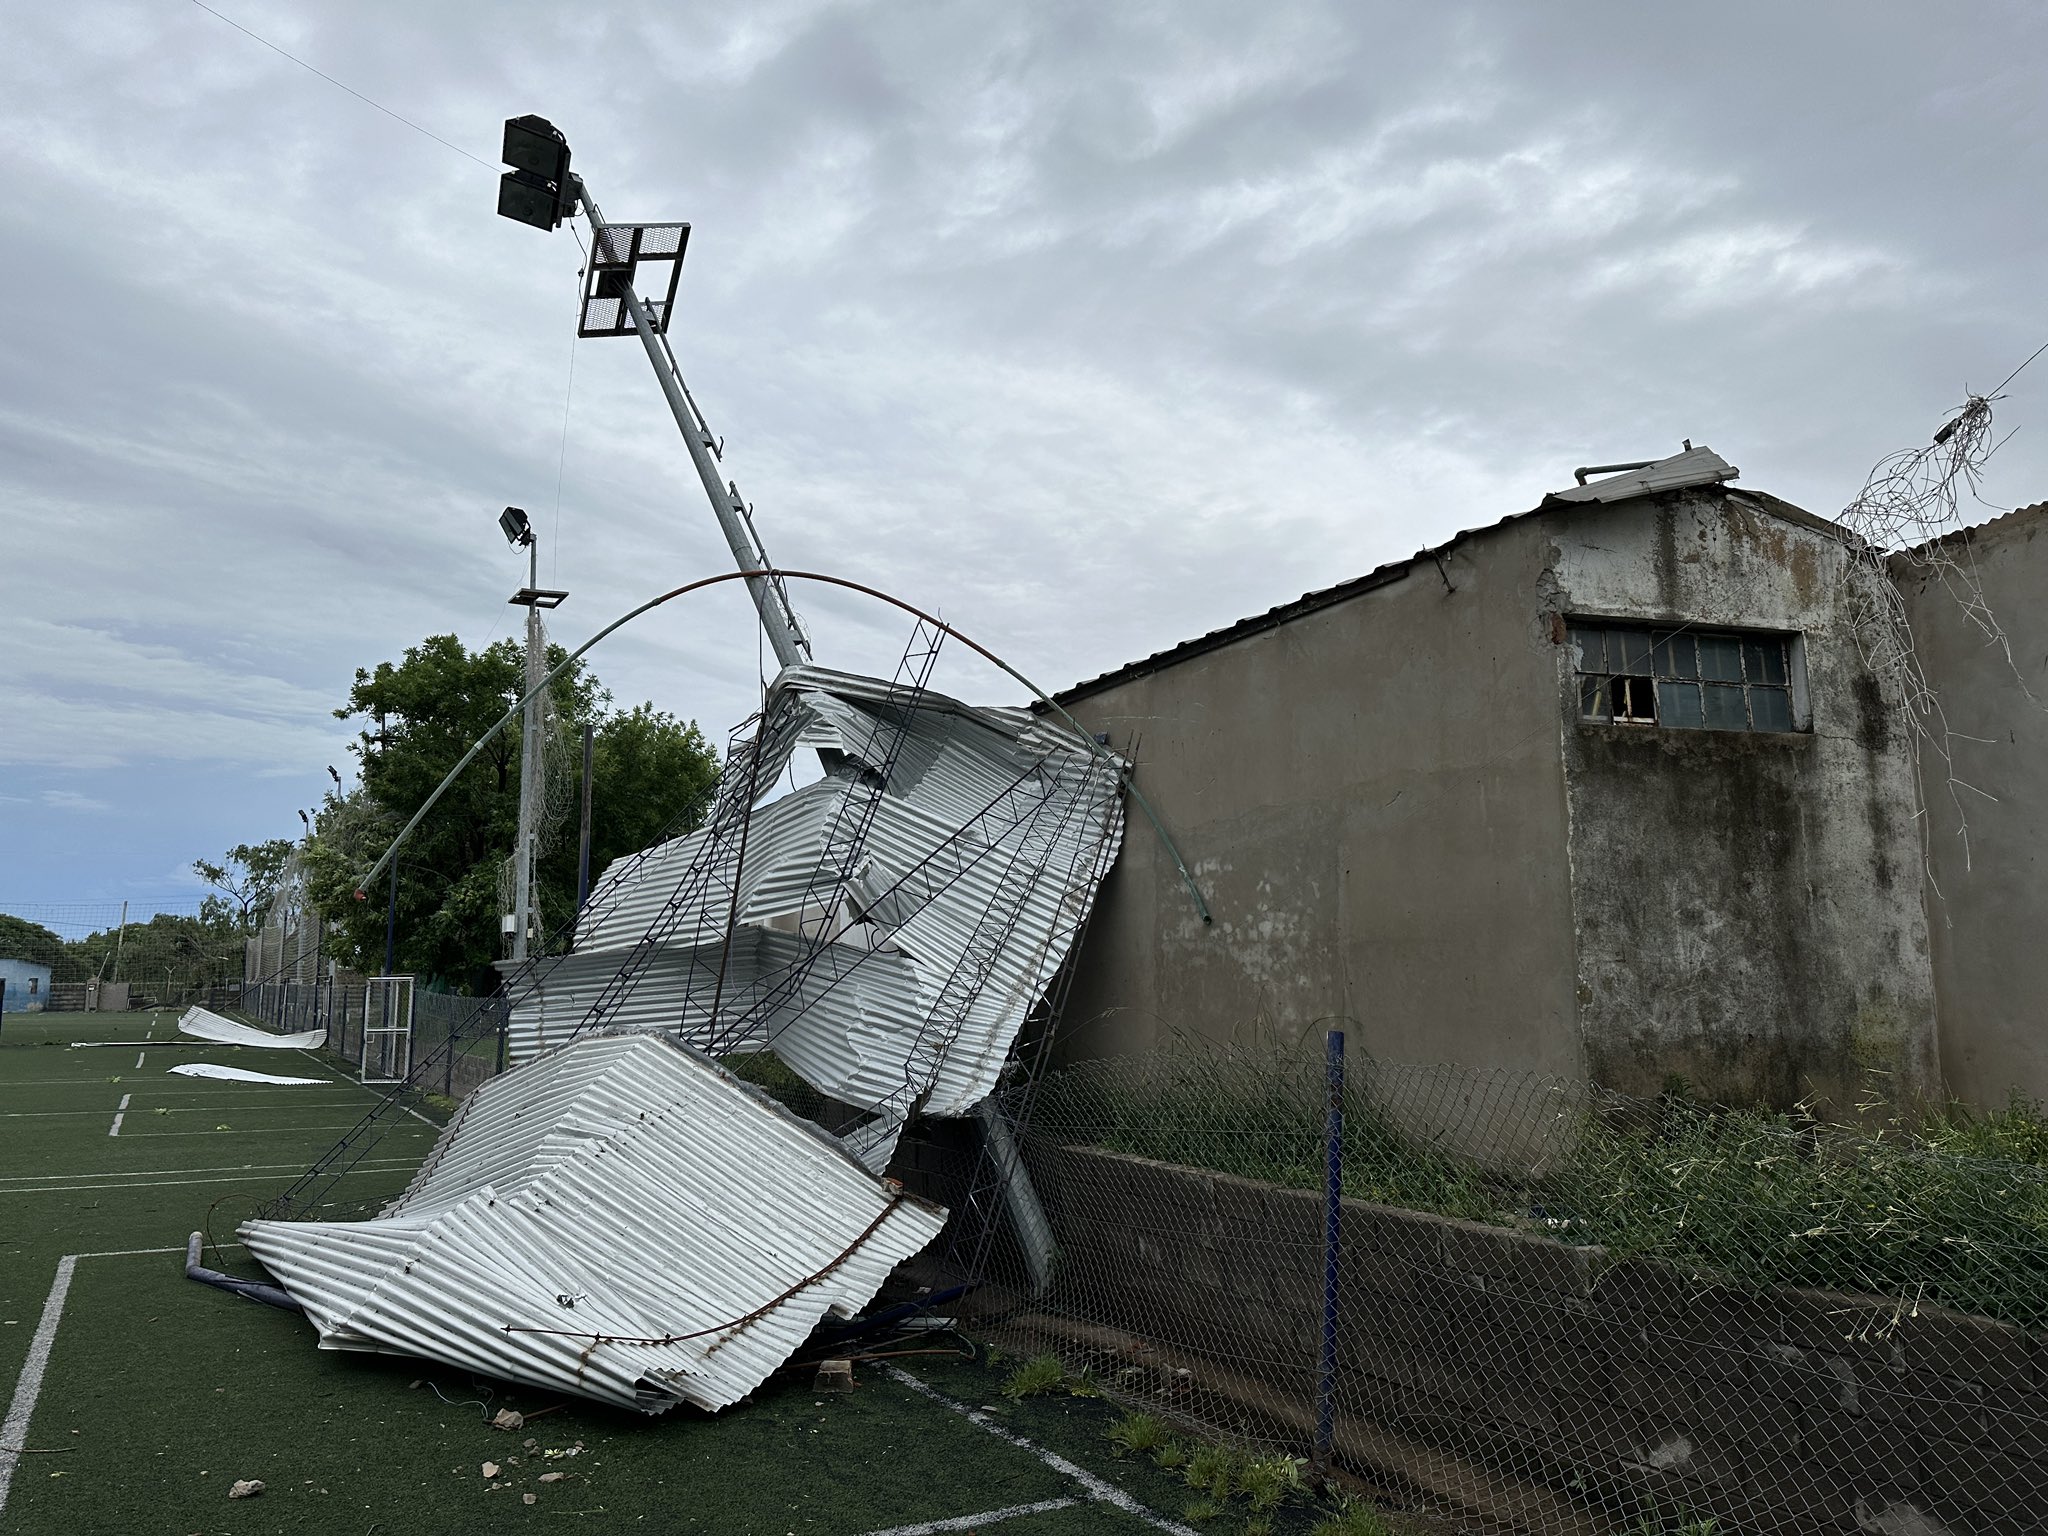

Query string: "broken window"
[[1570, 622, 1798, 733]]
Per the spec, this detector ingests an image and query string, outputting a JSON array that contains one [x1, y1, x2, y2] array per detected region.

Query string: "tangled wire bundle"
[[1835, 381, 2031, 882]]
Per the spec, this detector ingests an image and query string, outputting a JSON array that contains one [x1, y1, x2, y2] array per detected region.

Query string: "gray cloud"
[[1, 0, 2042, 904]]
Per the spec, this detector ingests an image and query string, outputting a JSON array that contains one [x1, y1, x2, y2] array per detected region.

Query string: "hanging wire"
[[185, 1, 496, 169]]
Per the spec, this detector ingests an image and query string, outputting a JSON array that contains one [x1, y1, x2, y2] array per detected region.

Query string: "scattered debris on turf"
[[226, 1478, 264, 1499]]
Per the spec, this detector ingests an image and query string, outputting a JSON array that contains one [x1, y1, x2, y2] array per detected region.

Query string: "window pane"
[[1699, 635, 1743, 683], [1749, 639, 1787, 686], [1614, 628, 1653, 676], [1568, 625, 1604, 674], [1579, 676, 1609, 719], [1657, 680, 1704, 728], [1703, 682, 1748, 728], [1653, 632, 1698, 679], [1616, 675, 1656, 720], [1750, 685, 1793, 732]]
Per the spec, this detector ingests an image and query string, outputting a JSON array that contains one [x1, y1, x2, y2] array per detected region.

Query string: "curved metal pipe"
[[350, 567, 1211, 924], [184, 1231, 302, 1313]]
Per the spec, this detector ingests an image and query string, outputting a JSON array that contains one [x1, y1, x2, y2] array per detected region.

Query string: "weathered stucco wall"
[[1056, 519, 1584, 1081], [1551, 489, 1938, 1112], [1900, 504, 2048, 1108]]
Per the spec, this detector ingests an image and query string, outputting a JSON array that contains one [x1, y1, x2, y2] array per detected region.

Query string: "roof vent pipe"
[[1574, 459, 1658, 486]]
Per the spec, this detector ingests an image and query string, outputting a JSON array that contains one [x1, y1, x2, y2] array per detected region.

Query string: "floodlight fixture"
[[499, 506, 534, 548], [509, 587, 570, 609], [497, 115, 575, 231]]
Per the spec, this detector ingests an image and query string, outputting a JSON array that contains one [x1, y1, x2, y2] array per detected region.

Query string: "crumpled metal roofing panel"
[[241, 1031, 945, 1414], [1545, 445, 1737, 504], [506, 665, 1126, 1139], [179, 1006, 326, 1051]]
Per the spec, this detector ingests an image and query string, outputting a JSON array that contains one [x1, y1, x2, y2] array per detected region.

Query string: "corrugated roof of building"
[[1046, 449, 1855, 707], [1902, 499, 2048, 560]]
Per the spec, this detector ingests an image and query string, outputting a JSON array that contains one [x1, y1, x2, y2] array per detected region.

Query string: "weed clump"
[[998, 1354, 1066, 1400], [1104, 1411, 1171, 1457]]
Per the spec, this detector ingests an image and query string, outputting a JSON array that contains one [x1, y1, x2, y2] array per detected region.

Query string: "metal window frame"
[[1568, 620, 1805, 735]]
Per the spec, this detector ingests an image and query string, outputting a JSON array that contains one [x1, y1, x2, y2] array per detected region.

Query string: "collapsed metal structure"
[[230, 119, 1134, 1411]]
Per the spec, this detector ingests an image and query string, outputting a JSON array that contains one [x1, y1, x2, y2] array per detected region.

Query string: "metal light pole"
[[501, 507, 567, 967], [576, 721, 595, 916], [512, 533, 539, 964]]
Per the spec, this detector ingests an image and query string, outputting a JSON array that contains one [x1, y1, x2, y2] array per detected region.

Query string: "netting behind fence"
[[924, 1043, 2048, 1536], [237, 980, 505, 1102]]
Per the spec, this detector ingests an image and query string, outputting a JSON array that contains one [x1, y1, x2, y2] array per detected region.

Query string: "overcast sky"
[[2, 0, 2043, 914]]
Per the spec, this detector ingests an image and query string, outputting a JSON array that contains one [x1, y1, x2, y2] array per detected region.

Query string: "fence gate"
[[362, 975, 414, 1085]]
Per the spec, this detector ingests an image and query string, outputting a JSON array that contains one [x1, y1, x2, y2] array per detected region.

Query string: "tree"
[[299, 634, 719, 991], [0, 914, 63, 970], [193, 840, 297, 932]]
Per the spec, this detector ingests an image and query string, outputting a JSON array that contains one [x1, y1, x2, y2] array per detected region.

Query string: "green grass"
[[1104, 1409, 1171, 1457], [1031, 1052, 2048, 1328], [1000, 1353, 1069, 1399], [0, 1011, 1219, 1535]]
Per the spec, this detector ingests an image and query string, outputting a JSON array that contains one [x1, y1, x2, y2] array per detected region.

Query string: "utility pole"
[[576, 721, 595, 916], [513, 534, 540, 964], [500, 506, 566, 968]]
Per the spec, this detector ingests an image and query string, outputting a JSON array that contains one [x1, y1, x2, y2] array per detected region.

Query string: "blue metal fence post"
[[1316, 1028, 1345, 1476]]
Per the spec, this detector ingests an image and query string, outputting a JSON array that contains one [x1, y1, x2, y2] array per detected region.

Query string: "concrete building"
[[1050, 450, 2042, 1115], [1897, 501, 2048, 1108], [0, 957, 53, 1013]]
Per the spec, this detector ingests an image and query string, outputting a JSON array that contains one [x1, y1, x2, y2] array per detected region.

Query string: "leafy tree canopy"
[[1, 910, 244, 991], [0, 914, 63, 971], [300, 634, 719, 992], [193, 839, 297, 932]]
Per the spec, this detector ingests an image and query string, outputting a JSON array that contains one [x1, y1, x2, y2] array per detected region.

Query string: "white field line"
[[115, 1124, 407, 1140], [850, 1498, 1079, 1536], [2, 1098, 365, 1118], [0, 1158, 420, 1185], [0, 1245, 193, 1517], [883, 1368, 1201, 1536], [107, 1094, 130, 1138], [134, 1051, 144, 1069], [2, 1167, 422, 1196]]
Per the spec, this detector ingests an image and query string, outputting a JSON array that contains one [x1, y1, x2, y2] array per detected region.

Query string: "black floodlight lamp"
[[499, 505, 534, 547], [497, 115, 574, 231]]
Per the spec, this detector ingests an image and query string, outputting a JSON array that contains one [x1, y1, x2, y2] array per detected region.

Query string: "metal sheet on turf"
[[241, 1031, 945, 1414], [177, 1007, 326, 1051]]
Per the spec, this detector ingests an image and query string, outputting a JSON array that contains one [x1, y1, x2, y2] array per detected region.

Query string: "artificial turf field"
[[0, 1010, 1328, 1536]]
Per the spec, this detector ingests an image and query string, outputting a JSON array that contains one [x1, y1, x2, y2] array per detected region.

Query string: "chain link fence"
[[235, 979, 505, 1102], [910, 1041, 2048, 1536]]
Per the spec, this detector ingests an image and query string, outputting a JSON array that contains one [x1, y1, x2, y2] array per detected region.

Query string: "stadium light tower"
[[500, 506, 566, 965], [494, 116, 811, 670]]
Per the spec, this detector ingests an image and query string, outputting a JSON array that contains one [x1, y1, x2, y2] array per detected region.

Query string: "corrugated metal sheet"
[[506, 666, 1126, 1156], [178, 1006, 326, 1050], [1545, 445, 1737, 504], [240, 1031, 946, 1414]]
